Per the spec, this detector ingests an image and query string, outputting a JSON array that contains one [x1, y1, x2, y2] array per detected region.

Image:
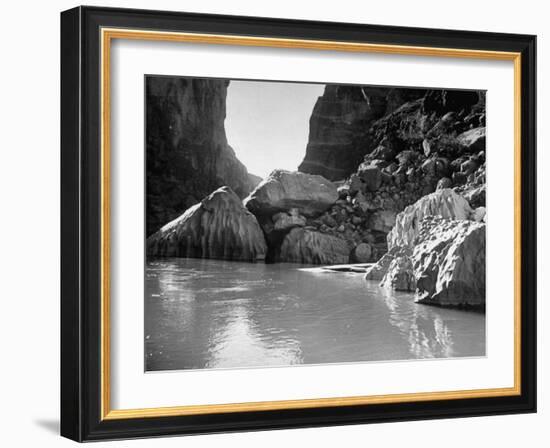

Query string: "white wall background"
[[0, 0, 546, 446]]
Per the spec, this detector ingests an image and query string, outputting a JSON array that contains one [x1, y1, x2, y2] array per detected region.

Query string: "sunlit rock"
[[380, 255, 416, 292], [244, 169, 338, 218], [412, 217, 485, 307], [387, 189, 473, 250]]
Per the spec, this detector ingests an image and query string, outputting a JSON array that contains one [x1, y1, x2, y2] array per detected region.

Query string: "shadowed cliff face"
[[146, 77, 259, 236], [298, 86, 426, 181]]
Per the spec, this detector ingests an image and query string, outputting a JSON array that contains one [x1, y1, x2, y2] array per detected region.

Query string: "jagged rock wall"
[[146, 77, 259, 236]]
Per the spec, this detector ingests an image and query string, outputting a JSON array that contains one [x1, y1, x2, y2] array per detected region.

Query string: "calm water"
[[145, 258, 485, 371]]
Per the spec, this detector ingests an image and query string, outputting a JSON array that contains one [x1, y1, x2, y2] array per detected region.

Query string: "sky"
[[225, 80, 325, 179]]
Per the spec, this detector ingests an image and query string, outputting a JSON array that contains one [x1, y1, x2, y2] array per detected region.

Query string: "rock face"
[[244, 170, 338, 218], [299, 86, 425, 181], [146, 77, 259, 235], [387, 189, 473, 249], [275, 228, 350, 264], [146, 187, 267, 262], [380, 255, 416, 292], [365, 190, 485, 307], [365, 246, 411, 281], [412, 217, 485, 306]]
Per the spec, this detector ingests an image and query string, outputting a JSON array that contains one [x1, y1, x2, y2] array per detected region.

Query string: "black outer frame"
[[60, 5, 537, 442]]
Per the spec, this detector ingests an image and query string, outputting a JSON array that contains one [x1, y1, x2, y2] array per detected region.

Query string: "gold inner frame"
[[100, 27, 522, 421]]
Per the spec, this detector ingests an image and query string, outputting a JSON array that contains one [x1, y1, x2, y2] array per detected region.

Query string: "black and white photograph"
[[144, 76, 487, 372]]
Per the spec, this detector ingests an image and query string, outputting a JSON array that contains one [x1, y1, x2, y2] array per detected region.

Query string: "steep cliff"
[[298, 86, 425, 181], [146, 77, 259, 236]]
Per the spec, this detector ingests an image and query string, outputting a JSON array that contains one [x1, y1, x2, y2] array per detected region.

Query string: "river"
[[145, 258, 485, 371]]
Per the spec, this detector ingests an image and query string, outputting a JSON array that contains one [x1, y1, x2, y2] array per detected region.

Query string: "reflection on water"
[[145, 258, 485, 371]]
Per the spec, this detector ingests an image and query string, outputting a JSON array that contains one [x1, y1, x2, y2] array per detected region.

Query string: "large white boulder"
[[387, 189, 473, 250]]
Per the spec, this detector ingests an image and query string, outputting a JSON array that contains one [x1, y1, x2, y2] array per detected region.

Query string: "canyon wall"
[[298, 86, 426, 181], [146, 77, 259, 236]]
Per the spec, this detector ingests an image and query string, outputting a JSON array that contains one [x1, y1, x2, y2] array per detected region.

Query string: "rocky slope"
[[146, 187, 267, 262], [146, 77, 259, 236], [293, 87, 486, 264]]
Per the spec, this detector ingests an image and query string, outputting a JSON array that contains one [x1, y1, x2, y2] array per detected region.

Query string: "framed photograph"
[[60, 6, 536, 441]]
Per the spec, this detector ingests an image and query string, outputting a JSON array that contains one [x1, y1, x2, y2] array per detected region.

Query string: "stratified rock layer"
[[299, 86, 425, 181], [146, 77, 259, 235], [146, 187, 267, 262], [275, 228, 350, 264]]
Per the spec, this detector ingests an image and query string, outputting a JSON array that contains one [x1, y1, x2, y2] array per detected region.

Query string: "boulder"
[[472, 207, 486, 222], [244, 170, 338, 218], [275, 228, 350, 264], [462, 184, 486, 208], [370, 143, 396, 161], [348, 174, 363, 194], [352, 191, 370, 212], [457, 127, 486, 152], [436, 177, 452, 190], [422, 139, 433, 157], [412, 217, 486, 306], [272, 209, 307, 231], [461, 159, 479, 175], [146, 187, 267, 261], [380, 256, 416, 292], [357, 164, 383, 192], [387, 189, 473, 250], [452, 171, 467, 185], [352, 243, 372, 263], [365, 246, 411, 281]]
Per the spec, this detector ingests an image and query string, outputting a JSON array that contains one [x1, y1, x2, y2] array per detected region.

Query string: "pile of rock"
[[298, 87, 487, 264], [244, 170, 355, 264]]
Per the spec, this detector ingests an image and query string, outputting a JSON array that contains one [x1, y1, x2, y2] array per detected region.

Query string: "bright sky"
[[225, 80, 325, 179]]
